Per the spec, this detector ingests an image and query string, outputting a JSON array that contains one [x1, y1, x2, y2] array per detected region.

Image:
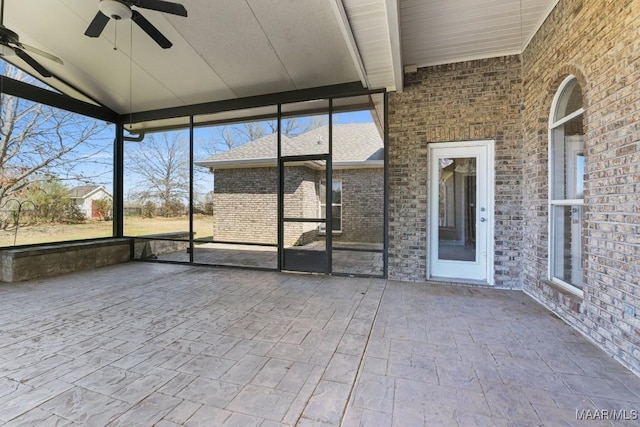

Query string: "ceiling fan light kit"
[[99, 0, 132, 20]]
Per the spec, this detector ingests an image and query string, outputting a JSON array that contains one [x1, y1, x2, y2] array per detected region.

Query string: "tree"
[[0, 63, 112, 211], [20, 177, 85, 224], [198, 116, 328, 158], [266, 116, 328, 137], [126, 132, 189, 217], [93, 198, 112, 221]]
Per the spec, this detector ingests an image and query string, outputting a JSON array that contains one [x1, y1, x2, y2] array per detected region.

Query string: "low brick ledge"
[[0, 238, 132, 282], [2, 238, 131, 258]]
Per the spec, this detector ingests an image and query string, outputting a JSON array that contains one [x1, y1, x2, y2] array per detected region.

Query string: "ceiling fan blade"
[[85, 11, 110, 37], [135, 0, 187, 17], [16, 43, 63, 65], [14, 48, 52, 78], [132, 10, 172, 48]]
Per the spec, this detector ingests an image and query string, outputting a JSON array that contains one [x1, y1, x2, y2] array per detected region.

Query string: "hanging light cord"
[[128, 18, 133, 130]]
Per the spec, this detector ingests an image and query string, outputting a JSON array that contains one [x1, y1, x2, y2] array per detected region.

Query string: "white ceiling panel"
[[246, 0, 360, 89], [165, 0, 296, 98]]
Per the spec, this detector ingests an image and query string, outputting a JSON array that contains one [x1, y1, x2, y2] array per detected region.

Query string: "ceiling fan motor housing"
[[99, 0, 132, 20]]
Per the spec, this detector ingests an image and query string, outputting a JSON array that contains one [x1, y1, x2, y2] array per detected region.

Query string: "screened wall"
[[1, 60, 387, 278], [124, 91, 388, 278], [0, 61, 116, 247]]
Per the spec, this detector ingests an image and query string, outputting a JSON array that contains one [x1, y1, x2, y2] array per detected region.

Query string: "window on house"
[[549, 76, 584, 291], [318, 179, 342, 233]]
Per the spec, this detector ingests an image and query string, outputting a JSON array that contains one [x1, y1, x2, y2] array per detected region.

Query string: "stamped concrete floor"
[[0, 263, 638, 426]]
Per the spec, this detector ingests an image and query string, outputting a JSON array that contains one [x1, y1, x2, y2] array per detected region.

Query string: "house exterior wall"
[[388, 0, 640, 373], [333, 168, 384, 243], [212, 166, 384, 246], [212, 166, 322, 246], [283, 166, 321, 246], [520, 0, 640, 374], [74, 189, 111, 219], [387, 55, 524, 288], [212, 167, 279, 245]]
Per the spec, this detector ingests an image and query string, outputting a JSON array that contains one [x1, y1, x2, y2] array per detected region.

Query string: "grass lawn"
[[0, 215, 213, 247]]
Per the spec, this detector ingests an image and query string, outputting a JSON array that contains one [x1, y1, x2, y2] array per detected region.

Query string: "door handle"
[[480, 217, 487, 222]]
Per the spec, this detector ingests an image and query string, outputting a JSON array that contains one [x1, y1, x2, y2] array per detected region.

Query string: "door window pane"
[[438, 157, 476, 262]]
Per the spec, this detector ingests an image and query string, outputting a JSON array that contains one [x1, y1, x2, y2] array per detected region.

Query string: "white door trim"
[[428, 140, 495, 285]]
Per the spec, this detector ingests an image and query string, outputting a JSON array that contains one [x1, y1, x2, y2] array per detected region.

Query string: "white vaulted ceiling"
[[1, 0, 558, 116]]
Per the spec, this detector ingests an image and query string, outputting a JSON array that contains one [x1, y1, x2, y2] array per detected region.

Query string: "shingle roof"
[[198, 123, 382, 166], [68, 185, 106, 199]]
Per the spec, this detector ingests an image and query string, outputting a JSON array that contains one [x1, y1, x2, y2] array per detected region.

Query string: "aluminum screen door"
[[280, 155, 331, 273]]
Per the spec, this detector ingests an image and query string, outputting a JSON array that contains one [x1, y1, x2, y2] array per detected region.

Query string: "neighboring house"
[[69, 185, 112, 219], [197, 123, 384, 247]]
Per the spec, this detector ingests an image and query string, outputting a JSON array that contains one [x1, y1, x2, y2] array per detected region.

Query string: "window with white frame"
[[549, 76, 584, 291], [318, 179, 342, 233]]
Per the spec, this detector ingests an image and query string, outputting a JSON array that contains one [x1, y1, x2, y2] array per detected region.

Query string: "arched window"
[[549, 76, 584, 293]]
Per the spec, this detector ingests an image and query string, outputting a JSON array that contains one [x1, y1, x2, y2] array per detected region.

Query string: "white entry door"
[[429, 141, 494, 284]]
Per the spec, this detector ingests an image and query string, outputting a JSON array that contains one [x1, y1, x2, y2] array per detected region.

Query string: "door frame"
[[428, 140, 495, 285], [278, 154, 332, 274]]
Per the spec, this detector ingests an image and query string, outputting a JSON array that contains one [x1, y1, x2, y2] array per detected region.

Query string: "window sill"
[[550, 277, 584, 299], [540, 279, 584, 314]]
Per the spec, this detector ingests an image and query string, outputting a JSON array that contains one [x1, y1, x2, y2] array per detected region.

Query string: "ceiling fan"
[[0, 0, 63, 78], [85, 0, 187, 49]]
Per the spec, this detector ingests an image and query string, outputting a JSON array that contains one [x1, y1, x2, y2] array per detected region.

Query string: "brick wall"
[[284, 167, 319, 246], [388, 0, 640, 373], [333, 168, 384, 244], [520, 0, 640, 373], [387, 56, 524, 287], [212, 167, 278, 245], [213, 166, 384, 246]]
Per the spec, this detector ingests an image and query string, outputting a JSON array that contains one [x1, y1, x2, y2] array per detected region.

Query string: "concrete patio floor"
[[0, 263, 638, 426]]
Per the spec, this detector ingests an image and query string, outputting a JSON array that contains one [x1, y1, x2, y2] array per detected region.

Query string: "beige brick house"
[[198, 123, 384, 247]]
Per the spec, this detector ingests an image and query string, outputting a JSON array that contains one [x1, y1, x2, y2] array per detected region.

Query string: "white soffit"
[[341, 0, 402, 92], [400, 0, 558, 68]]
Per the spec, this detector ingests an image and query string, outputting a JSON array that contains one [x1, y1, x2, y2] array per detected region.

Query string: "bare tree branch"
[[125, 132, 189, 216], [0, 64, 112, 209], [199, 117, 327, 158]]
